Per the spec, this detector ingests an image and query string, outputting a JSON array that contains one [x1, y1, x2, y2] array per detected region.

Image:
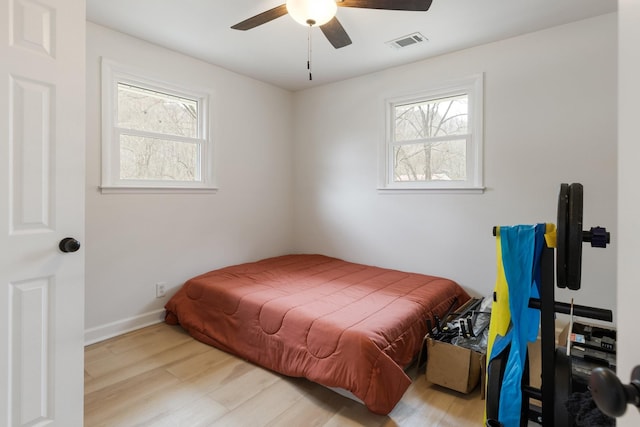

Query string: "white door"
[[619, 1, 640, 426], [0, 0, 85, 426]]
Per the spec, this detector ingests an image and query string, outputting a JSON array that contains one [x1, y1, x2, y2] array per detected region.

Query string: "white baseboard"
[[84, 309, 166, 346]]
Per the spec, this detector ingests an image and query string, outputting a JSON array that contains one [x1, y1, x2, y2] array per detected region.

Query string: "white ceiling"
[[86, 0, 617, 92]]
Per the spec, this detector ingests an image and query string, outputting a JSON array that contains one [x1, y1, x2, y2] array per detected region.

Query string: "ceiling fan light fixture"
[[286, 0, 337, 27]]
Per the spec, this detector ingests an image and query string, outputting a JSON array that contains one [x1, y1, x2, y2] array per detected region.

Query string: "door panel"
[[1, 0, 85, 425], [10, 76, 53, 233], [10, 276, 53, 425]]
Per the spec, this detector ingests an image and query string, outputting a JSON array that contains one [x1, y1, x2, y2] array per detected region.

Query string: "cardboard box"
[[425, 337, 486, 395]]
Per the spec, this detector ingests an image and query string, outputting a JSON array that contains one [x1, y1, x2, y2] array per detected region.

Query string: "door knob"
[[590, 366, 640, 417], [59, 237, 81, 253]]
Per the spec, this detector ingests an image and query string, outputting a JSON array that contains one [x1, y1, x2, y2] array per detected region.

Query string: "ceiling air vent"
[[386, 32, 428, 49]]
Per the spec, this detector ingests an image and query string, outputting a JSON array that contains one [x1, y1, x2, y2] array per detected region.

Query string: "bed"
[[164, 254, 470, 414]]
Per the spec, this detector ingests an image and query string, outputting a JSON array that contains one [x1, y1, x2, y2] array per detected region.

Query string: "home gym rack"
[[486, 183, 612, 427]]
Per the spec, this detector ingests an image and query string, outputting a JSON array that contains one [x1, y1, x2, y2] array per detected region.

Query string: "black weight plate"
[[556, 184, 569, 288], [566, 183, 583, 290], [554, 348, 573, 427]]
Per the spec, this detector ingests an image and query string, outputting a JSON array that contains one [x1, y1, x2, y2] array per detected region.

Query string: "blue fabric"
[[527, 225, 546, 341], [490, 224, 545, 427]]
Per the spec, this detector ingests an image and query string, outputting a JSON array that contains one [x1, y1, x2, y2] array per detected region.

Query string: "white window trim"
[[378, 74, 485, 194], [100, 58, 217, 194]]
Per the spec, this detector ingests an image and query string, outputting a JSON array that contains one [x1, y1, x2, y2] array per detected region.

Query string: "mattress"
[[165, 254, 469, 414]]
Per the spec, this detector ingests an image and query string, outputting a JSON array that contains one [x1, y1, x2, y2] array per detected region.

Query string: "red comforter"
[[165, 254, 469, 414]]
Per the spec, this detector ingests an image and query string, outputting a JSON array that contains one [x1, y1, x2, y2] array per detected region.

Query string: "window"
[[101, 59, 216, 192], [381, 74, 484, 193]]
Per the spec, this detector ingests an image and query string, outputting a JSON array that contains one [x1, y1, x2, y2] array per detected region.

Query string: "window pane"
[[393, 140, 467, 182], [119, 135, 199, 181], [117, 83, 198, 138], [394, 94, 468, 142]]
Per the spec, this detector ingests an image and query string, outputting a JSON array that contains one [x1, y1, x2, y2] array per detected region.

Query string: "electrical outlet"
[[155, 282, 167, 298]]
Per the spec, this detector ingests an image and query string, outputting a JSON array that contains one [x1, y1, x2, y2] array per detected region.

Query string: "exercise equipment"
[[556, 183, 610, 290], [486, 183, 612, 427]]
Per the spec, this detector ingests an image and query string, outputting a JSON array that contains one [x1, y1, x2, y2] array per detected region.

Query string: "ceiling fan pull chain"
[[307, 23, 313, 80]]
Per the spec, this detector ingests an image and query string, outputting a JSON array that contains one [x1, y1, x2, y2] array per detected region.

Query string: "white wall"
[[85, 23, 295, 343], [293, 14, 618, 316], [617, 1, 640, 425], [85, 14, 619, 344]]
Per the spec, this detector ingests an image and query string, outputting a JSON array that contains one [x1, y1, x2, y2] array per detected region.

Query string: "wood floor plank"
[[265, 382, 352, 427], [165, 345, 234, 381], [143, 396, 228, 427], [436, 389, 485, 427], [85, 367, 181, 426], [84, 323, 486, 427], [206, 363, 281, 410], [85, 329, 196, 378], [103, 323, 190, 355], [321, 402, 390, 427], [85, 338, 212, 394], [208, 377, 305, 426], [386, 376, 456, 426], [85, 342, 116, 366]]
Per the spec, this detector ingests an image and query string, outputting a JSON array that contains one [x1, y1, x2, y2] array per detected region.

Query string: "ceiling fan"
[[231, 0, 434, 49]]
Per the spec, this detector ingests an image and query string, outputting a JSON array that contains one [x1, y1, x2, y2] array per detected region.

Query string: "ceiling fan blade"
[[231, 4, 288, 30], [320, 17, 352, 49], [337, 0, 432, 11]]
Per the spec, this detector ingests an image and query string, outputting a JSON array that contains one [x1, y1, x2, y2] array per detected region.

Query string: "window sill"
[[377, 186, 485, 195], [99, 186, 219, 195]]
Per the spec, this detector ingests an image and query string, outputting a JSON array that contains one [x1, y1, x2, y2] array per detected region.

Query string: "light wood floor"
[[85, 323, 485, 427]]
